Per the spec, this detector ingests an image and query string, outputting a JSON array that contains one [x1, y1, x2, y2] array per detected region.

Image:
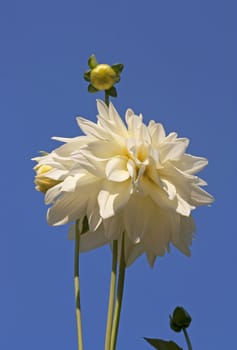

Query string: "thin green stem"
[[74, 220, 84, 350], [105, 91, 109, 106], [110, 235, 126, 350], [104, 241, 118, 350], [183, 328, 192, 350]]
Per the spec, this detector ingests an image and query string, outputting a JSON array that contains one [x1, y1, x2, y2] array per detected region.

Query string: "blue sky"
[[1, 0, 236, 349]]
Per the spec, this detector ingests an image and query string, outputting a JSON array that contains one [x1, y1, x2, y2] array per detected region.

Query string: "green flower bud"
[[90, 64, 117, 90], [170, 306, 192, 332], [84, 54, 124, 97]]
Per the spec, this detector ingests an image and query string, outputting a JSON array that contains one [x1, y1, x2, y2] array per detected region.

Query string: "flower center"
[[136, 143, 149, 162], [125, 141, 151, 191]]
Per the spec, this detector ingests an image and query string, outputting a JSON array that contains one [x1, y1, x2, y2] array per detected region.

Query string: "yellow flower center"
[[34, 164, 61, 193], [90, 64, 116, 90], [136, 144, 149, 162]]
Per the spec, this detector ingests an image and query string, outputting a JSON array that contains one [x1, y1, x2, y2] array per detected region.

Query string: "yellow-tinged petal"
[[34, 164, 61, 193], [105, 157, 130, 182]]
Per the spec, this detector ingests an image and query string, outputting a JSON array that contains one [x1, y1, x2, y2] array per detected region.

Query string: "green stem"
[[110, 235, 126, 350], [105, 91, 109, 106], [183, 328, 192, 350], [74, 220, 84, 350], [104, 241, 118, 350]]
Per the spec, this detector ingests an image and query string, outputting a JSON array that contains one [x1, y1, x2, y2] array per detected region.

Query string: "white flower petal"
[[52, 135, 90, 147], [146, 160, 162, 184], [190, 184, 214, 205], [108, 102, 128, 136], [61, 175, 79, 192], [159, 163, 197, 204], [171, 215, 196, 256], [126, 113, 143, 139], [140, 176, 177, 211], [165, 132, 178, 142], [95, 102, 129, 141], [145, 250, 157, 267], [45, 183, 62, 204], [125, 108, 135, 124], [142, 206, 174, 256], [123, 194, 150, 244], [135, 164, 146, 189], [105, 157, 130, 182], [96, 119, 127, 145], [73, 151, 106, 178], [47, 175, 101, 226], [176, 194, 194, 216], [98, 180, 132, 219], [174, 154, 208, 174], [159, 141, 188, 163], [83, 140, 124, 159], [103, 214, 124, 240], [76, 117, 108, 140], [116, 234, 144, 267], [45, 168, 69, 181], [80, 229, 108, 251], [197, 178, 208, 186], [161, 179, 177, 200], [47, 191, 86, 226], [67, 222, 107, 251], [127, 159, 137, 180], [68, 224, 108, 250], [96, 99, 109, 119], [87, 198, 102, 231], [148, 121, 166, 144]]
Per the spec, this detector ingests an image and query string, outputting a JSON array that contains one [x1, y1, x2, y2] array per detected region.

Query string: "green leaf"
[[88, 84, 98, 93], [88, 54, 98, 69], [106, 86, 117, 97], [144, 338, 182, 350], [111, 63, 124, 74], [84, 70, 91, 82]]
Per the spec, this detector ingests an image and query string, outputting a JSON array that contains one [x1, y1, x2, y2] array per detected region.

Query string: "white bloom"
[[34, 100, 214, 266]]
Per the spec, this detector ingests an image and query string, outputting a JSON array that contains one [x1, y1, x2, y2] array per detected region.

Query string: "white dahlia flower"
[[33, 100, 214, 266]]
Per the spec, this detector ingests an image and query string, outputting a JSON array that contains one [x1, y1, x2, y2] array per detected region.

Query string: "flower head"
[[33, 101, 214, 266]]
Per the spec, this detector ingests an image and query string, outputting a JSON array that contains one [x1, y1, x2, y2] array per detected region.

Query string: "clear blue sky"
[[1, 0, 236, 349]]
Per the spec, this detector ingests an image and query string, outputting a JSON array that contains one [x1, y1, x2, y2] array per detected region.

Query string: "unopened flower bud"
[[170, 306, 192, 332], [90, 64, 116, 90], [34, 164, 61, 193]]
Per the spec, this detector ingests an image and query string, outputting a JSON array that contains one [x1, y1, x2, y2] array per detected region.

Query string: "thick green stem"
[[104, 241, 118, 350], [74, 220, 84, 350], [183, 328, 192, 350], [110, 235, 126, 350]]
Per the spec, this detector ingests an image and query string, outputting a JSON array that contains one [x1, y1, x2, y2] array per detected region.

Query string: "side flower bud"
[[170, 306, 192, 332], [84, 54, 124, 98], [33, 164, 61, 193]]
